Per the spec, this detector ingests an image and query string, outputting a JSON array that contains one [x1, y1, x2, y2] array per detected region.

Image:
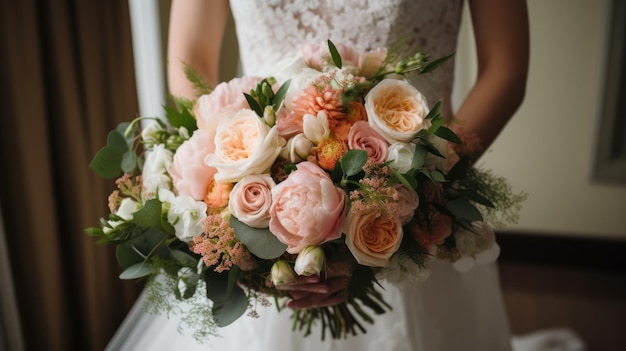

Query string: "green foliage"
[[230, 216, 287, 259], [327, 39, 342, 68], [89, 129, 128, 179], [183, 62, 213, 96], [420, 53, 455, 74], [245, 78, 291, 118], [338, 149, 368, 177], [204, 269, 249, 327], [164, 104, 197, 132]]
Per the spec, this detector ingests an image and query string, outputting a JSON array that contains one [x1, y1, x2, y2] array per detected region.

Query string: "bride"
[[108, 0, 529, 350]]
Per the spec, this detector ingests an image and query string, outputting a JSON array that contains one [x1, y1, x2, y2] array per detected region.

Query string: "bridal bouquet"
[[88, 40, 525, 341]]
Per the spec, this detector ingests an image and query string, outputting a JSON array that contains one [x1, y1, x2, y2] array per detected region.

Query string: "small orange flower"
[[204, 179, 233, 209], [313, 136, 348, 171]]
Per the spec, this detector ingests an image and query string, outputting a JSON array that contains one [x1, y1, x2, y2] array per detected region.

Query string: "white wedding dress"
[[107, 1, 518, 350]]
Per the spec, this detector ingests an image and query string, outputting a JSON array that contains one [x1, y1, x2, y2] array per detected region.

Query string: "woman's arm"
[[167, 0, 229, 99], [453, 0, 530, 158]]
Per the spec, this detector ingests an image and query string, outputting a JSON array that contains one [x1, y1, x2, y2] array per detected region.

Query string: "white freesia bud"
[[294, 245, 325, 276], [104, 198, 141, 233], [270, 260, 296, 286], [280, 133, 314, 163], [387, 142, 416, 174], [141, 122, 165, 144], [303, 111, 330, 145], [263, 105, 276, 126]]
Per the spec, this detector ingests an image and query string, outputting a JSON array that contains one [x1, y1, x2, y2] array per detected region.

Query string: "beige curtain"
[[0, 1, 142, 350]]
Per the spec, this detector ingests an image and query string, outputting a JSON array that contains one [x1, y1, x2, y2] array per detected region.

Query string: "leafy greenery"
[[230, 216, 287, 259]]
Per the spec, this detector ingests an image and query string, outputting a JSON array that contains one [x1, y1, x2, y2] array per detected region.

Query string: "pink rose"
[[195, 76, 262, 133], [393, 184, 419, 225], [365, 79, 431, 143], [347, 121, 389, 164], [269, 162, 346, 254], [229, 174, 276, 228], [344, 210, 403, 267], [300, 42, 360, 70], [168, 129, 217, 200]]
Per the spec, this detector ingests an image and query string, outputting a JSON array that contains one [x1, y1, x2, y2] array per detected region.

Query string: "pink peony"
[[347, 121, 389, 164], [168, 129, 217, 201], [194, 76, 262, 133], [269, 162, 346, 254]]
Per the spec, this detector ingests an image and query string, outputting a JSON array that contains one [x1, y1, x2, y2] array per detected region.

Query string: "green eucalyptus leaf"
[[244, 93, 264, 117], [128, 227, 171, 260], [164, 105, 197, 132], [132, 199, 164, 230], [420, 53, 455, 74], [116, 244, 145, 268], [119, 262, 153, 280], [446, 157, 469, 181], [340, 149, 368, 177], [434, 126, 462, 144], [272, 79, 291, 112], [419, 138, 445, 158], [121, 151, 137, 173], [89, 130, 129, 179], [461, 189, 496, 208], [424, 100, 442, 120], [427, 116, 444, 134], [230, 216, 286, 259], [392, 169, 414, 190], [446, 198, 483, 222], [205, 270, 249, 327], [84, 227, 104, 237], [327, 40, 342, 68], [412, 144, 429, 169], [431, 170, 446, 182], [171, 249, 199, 267]]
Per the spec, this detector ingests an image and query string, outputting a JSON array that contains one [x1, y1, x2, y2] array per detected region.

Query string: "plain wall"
[[454, 0, 626, 238]]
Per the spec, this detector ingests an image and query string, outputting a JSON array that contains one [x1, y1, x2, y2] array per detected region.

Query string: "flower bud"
[[294, 245, 325, 276], [263, 105, 276, 126], [270, 260, 296, 286]]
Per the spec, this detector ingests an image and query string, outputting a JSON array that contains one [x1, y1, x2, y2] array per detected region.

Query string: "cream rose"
[[344, 210, 403, 267], [168, 129, 217, 201], [365, 79, 431, 144], [205, 109, 285, 183], [229, 174, 276, 228], [269, 162, 346, 254], [347, 121, 389, 164], [280, 133, 314, 163]]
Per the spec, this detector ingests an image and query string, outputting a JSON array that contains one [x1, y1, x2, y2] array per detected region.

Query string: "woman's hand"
[[275, 255, 354, 309]]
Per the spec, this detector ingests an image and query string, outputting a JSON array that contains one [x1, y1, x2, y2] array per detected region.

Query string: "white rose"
[[271, 53, 309, 85], [387, 142, 416, 174], [141, 122, 165, 144], [142, 144, 173, 194], [205, 109, 285, 183], [167, 193, 207, 243], [365, 79, 431, 144]]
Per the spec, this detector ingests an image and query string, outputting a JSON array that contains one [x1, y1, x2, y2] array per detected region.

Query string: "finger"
[[288, 288, 347, 309]]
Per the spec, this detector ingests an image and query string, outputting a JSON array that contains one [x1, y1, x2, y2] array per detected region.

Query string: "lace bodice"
[[229, 0, 465, 116]]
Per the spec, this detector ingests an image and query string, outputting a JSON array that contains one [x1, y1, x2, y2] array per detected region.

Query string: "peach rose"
[[204, 180, 233, 209], [365, 79, 431, 144], [229, 174, 276, 228], [269, 162, 346, 254], [344, 210, 403, 267], [195, 76, 262, 133], [205, 109, 285, 183], [168, 129, 217, 201], [347, 121, 389, 164]]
